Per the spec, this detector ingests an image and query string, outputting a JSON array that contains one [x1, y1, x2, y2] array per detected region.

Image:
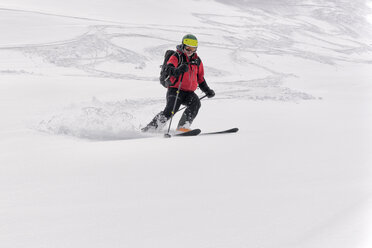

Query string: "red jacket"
[[167, 48, 205, 92]]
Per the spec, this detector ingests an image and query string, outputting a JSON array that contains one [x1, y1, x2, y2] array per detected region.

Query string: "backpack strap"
[[173, 51, 199, 67], [173, 51, 183, 66], [188, 56, 201, 66], [196, 57, 201, 66], [165, 51, 184, 86]]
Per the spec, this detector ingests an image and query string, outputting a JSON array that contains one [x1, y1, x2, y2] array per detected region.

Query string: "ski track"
[[1, 2, 371, 140]]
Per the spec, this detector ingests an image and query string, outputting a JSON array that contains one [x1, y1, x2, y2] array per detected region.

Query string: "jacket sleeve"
[[167, 54, 179, 67], [197, 58, 205, 84], [197, 59, 212, 92], [166, 54, 180, 77], [199, 80, 211, 93]]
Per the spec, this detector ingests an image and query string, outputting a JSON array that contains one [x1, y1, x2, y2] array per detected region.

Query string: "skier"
[[142, 34, 215, 133]]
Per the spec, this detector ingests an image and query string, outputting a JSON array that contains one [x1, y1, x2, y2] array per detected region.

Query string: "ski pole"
[[164, 72, 184, 138], [174, 94, 207, 115]]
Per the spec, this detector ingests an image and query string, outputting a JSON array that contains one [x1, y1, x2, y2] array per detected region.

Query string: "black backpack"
[[159, 50, 181, 88], [159, 50, 201, 88]]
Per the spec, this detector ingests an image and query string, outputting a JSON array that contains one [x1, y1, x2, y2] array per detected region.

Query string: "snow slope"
[[1, 0, 372, 247]]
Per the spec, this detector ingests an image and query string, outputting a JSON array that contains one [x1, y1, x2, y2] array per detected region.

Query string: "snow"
[[1, 0, 372, 248]]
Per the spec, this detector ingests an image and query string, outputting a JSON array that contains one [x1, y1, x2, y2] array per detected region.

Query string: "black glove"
[[176, 64, 189, 74], [205, 88, 215, 98], [168, 64, 189, 78], [199, 80, 215, 98]]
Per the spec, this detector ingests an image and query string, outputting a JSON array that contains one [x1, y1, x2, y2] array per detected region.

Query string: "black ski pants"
[[163, 88, 201, 127]]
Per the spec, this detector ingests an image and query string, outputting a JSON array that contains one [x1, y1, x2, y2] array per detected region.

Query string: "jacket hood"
[[176, 44, 183, 53]]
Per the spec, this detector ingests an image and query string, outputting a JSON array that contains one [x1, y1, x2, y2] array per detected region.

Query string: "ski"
[[174, 128, 201, 136], [200, 127, 239, 135], [163, 128, 238, 138], [164, 128, 201, 138]]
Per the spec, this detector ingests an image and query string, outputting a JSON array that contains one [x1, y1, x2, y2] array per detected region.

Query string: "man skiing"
[[141, 34, 215, 133]]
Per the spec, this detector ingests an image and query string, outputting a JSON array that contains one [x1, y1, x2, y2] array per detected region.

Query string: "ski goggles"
[[184, 46, 197, 53], [183, 38, 198, 47]]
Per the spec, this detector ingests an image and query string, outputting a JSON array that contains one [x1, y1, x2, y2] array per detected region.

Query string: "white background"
[[1, 1, 372, 247]]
